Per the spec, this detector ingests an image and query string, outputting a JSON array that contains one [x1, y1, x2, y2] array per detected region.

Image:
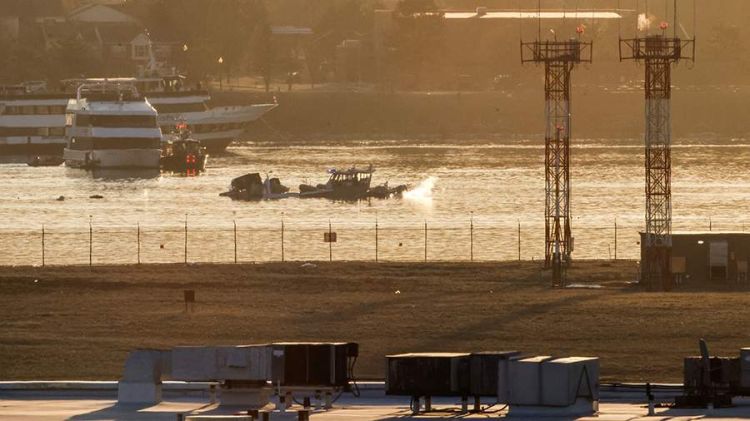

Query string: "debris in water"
[[56, 195, 65, 201], [395, 290, 401, 295], [89, 195, 104, 199]]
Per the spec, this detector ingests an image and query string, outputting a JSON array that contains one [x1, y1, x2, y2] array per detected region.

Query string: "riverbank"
[[2, 260, 748, 382], [219, 87, 750, 141]]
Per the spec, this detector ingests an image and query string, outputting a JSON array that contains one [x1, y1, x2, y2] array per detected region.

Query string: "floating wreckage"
[[221, 166, 408, 201], [219, 173, 292, 200]]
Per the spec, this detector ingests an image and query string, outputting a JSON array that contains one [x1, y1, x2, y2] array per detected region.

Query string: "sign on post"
[[184, 290, 195, 312], [324, 232, 337, 243]]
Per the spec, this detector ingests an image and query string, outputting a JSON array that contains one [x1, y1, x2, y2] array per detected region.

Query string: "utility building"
[[641, 232, 750, 284]]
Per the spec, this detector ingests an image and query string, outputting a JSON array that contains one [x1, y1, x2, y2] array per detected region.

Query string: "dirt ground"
[[1, 260, 748, 383]]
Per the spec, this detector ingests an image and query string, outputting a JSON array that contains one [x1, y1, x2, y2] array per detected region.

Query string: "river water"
[[1, 136, 749, 265]]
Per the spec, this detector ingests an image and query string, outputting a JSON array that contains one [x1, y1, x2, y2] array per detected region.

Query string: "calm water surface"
[[1, 137, 749, 265]]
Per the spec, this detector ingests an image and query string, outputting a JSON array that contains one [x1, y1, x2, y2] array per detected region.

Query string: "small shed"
[[640, 232, 750, 283]]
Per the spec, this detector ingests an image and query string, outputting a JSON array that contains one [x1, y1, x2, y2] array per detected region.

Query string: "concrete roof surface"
[[2, 387, 750, 421]]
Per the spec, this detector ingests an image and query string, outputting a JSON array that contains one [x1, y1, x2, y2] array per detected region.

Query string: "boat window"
[[49, 127, 65, 136], [152, 102, 207, 113], [76, 115, 157, 128], [91, 137, 161, 149], [50, 105, 66, 114], [0, 127, 44, 136], [36, 106, 50, 115], [20, 105, 35, 115], [75, 114, 91, 126], [68, 137, 94, 150]]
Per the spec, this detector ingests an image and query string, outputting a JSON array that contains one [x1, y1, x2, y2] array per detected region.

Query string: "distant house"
[[26, 0, 181, 75], [67, 2, 139, 25], [0, 0, 69, 40]]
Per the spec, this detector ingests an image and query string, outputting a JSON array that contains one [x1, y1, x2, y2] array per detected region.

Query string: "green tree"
[[51, 34, 103, 79]]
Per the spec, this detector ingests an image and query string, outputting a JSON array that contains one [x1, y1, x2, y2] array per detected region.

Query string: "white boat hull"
[[159, 104, 277, 152], [63, 148, 161, 169]]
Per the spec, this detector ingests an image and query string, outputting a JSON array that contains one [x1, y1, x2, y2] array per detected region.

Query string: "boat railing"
[[76, 82, 140, 102]]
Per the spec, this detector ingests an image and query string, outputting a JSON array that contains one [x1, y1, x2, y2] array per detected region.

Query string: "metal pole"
[[517, 220, 521, 261], [424, 221, 427, 262], [281, 213, 285, 262], [184, 214, 188, 264], [233, 220, 238, 264], [89, 215, 93, 266], [614, 218, 618, 261], [709, 217, 712, 232], [41, 225, 45, 267], [470, 212, 474, 262], [375, 215, 379, 262], [137, 222, 141, 265], [328, 219, 332, 262]]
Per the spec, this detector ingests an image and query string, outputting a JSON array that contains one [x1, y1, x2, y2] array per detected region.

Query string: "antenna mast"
[[619, 1, 695, 290], [521, 14, 592, 287]]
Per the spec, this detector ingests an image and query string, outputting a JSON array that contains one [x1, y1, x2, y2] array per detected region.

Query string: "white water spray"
[[403, 176, 437, 206]]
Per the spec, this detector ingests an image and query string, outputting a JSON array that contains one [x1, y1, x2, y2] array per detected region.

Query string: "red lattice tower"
[[522, 39, 592, 287], [620, 23, 695, 290]]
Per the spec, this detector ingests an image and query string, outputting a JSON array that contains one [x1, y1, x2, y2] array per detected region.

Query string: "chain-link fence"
[[0, 217, 742, 266]]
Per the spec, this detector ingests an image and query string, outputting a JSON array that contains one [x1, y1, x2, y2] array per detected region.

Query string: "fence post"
[[614, 218, 618, 261], [328, 219, 333, 262], [137, 222, 141, 265], [184, 214, 188, 264], [89, 215, 93, 266], [375, 215, 379, 262], [470, 212, 474, 262], [281, 213, 285, 262], [41, 225, 45, 267], [424, 221, 427, 262], [709, 216, 712, 232], [517, 220, 521, 262], [233, 220, 238, 264]]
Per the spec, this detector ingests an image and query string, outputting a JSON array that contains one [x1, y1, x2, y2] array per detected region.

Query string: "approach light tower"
[[620, 22, 695, 290], [522, 31, 592, 287]]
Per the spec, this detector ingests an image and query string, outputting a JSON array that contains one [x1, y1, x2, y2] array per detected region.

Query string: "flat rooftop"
[[2, 382, 750, 420]]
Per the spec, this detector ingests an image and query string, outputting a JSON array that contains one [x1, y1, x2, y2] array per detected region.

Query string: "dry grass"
[[1, 260, 748, 383]]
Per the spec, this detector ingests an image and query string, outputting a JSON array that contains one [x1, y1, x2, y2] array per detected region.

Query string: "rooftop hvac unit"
[[171, 345, 271, 383], [385, 353, 471, 397], [742, 348, 750, 390], [683, 356, 740, 396], [270, 342, 358, 389], [506, 356, 554, 405], [470, 351, 522, 397], [540, 357, 599, 406], [505, 356, 599, 416]]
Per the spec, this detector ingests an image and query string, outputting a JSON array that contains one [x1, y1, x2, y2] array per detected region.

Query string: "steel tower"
[[522, 38, 592, 287], [620, 29, 694, 290]]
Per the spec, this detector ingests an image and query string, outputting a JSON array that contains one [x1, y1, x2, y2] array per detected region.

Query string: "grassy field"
[[1, 260, 749, 383]]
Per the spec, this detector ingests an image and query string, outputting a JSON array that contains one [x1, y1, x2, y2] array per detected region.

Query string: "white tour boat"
[[0, 82, 69, 154], [63, 82, 162, 169]]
